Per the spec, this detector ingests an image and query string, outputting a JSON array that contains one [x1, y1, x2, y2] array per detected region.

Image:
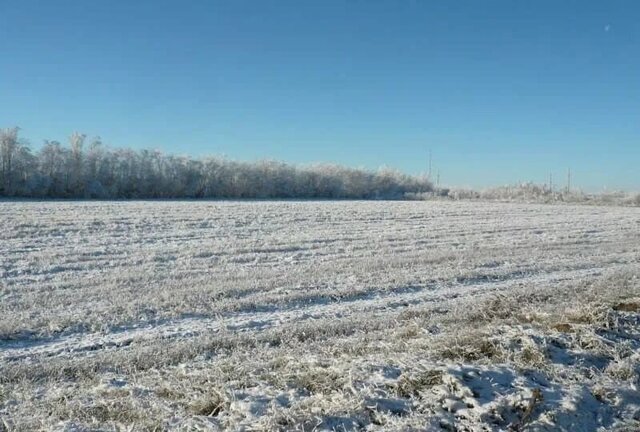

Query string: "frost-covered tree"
[[0, 127, 434, 199], [0, 127, 20, 194], [68, 132, 86, 195]]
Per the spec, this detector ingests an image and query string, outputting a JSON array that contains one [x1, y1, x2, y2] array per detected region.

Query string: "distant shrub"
[[439, 182, 639, 207]]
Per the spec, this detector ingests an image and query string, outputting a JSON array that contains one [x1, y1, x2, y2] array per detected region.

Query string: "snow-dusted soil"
[[0, 200, 639, 431]]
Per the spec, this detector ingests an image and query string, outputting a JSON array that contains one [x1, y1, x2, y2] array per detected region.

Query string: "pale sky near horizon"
[[1, 1, 638, 191]]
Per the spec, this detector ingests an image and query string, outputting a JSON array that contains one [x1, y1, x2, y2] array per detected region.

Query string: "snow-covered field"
[[1, 201, 639, 431]]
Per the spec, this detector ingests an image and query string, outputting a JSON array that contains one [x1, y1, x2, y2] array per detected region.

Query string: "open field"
[[1, 201, 639, 431]]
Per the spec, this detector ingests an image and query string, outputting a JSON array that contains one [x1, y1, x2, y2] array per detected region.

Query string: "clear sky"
[[1, 1, 638, 190]]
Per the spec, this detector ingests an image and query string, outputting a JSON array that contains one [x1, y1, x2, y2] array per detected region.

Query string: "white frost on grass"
[[0, 201, 639, 431]]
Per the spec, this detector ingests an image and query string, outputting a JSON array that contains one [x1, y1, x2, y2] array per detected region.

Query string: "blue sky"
[[1, 1, 638, 190]]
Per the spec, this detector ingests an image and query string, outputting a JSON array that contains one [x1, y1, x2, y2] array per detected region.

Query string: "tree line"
[[0, 127, 433, 199]]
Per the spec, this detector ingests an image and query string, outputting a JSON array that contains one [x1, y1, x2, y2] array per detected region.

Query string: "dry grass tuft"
[[189, 389, 227, 416], [396, 369, 443, 397], [438, 334, 506, 363], [613, 301, 640, 312], [605, 360, 637, 382], [551, 323, 573, 333], [288, 365, 347, 395], [515, 341, 547, 369]]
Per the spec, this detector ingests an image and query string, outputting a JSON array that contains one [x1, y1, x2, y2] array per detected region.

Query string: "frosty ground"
[[0, 201, 639, 431]]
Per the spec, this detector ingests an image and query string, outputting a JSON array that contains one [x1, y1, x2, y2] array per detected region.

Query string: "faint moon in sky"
[[604, 24, 611, 32]]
